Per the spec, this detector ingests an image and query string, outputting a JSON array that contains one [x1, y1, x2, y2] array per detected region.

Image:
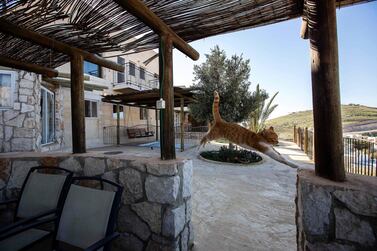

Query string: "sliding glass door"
[[40, 87, 55, 144]]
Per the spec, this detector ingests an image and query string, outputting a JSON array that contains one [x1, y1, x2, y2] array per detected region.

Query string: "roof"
[[0, 0, 372, 69], [102, 87, 196, 109]]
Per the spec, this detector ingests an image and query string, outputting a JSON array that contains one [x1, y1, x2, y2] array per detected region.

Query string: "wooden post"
[[116, 104, 120, 145], [293, 125, 297, 143], [180, 98, 184, 152], [70, 54, 86, 153], [159, 34, 175, 160], [304, 127, 309, 154], [308, 0, 345, 181], [155, 109, 159, 141]]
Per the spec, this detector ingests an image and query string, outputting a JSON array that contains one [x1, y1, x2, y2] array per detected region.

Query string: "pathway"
[[189, 140, 313, 251]]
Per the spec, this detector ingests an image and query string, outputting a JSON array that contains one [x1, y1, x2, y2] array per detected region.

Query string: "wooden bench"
[[127, 128, 154, 138]]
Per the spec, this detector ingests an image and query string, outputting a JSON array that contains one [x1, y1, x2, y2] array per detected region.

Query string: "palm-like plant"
[[248, 84, 278, 132]]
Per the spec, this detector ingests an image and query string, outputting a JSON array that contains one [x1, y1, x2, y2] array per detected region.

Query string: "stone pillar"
[[296, 169, 377, 250]]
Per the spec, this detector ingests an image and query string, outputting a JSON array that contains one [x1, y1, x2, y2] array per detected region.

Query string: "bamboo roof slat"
[[0, 0, 373, 68]]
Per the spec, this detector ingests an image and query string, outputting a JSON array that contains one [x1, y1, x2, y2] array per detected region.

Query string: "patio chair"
[[0, 166, 73, 234], [0, 176, 123, 251]]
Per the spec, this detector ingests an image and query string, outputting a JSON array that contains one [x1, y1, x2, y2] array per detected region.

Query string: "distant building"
[[0, 50, 165, 152]]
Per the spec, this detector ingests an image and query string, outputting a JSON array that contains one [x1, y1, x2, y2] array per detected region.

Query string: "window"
[[112, 105, 124, 119], [0, 70, 15, 109], [140, 108, 147, 120], [117, 57, 125, 83], [41, 87, 55, 144], [129, 62, 136, 76], [140, 68, 145, 80], [84, 61, 101, 77], [85, 100, 98, 117]]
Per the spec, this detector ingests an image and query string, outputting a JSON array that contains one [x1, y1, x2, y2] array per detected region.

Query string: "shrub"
[[200, 146, 262, 164]]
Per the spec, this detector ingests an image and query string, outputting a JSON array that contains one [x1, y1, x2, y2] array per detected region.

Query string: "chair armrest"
[[84, 232, 120, 251], [0, 214, 57, 240], [0, 208, 56, 236], [0, 199, 17, 206]]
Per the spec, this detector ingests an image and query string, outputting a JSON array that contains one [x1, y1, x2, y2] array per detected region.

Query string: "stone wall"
[[0, 70, 64, 153], [0, 153, 194, 251], [0, 71, 42, 152], [296, 169, 377, 250]]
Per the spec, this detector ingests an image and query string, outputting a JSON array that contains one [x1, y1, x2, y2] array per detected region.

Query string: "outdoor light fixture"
[[156, 98, 165, 109]]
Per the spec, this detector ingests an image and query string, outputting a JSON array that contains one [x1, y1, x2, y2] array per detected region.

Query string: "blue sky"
[[173, 2, 377, 118]]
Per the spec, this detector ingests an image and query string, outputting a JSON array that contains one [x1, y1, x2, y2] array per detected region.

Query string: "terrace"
[[0, 0, 377, 250]]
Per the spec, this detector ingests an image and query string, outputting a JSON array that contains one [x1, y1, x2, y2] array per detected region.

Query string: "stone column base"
[[296, 169, 377, 250]]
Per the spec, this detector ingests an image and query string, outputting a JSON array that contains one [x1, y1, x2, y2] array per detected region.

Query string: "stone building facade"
[[0, 70, 64, 153], [0, 49, 163, 153]]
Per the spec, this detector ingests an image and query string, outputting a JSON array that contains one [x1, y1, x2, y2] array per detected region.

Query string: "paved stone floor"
[[92, 140, 313, 251]]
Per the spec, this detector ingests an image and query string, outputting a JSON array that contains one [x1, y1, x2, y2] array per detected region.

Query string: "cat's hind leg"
[[198, 129, 217, 149]]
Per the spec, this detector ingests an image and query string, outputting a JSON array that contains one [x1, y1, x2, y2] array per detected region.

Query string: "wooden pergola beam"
[[308, 0, 345, 181], [0, 18, 124, 72], [0, 55, 58, 77], [114, 0, 199, 61]]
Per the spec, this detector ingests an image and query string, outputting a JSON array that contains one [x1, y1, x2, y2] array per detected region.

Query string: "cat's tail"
[[213, 91, 222, 122]]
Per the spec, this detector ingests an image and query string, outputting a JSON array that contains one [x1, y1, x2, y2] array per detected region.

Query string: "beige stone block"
[[13, 128, 34, 138], [21, 103, 34, 113]]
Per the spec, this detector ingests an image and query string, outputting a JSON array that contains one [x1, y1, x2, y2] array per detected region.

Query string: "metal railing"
[[115, 63, 159, 90], [293, 126, 377, 177], [344, 137, 376, 176], [103, 124, 208, 150]]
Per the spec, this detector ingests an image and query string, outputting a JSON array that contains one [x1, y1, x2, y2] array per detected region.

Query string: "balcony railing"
[[115, 63, 159, 90]]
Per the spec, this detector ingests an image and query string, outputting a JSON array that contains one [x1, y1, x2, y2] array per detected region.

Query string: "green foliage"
[[247, 84, 278, 132], [189, 46, 259, 123], [200, 146, 262, 164]]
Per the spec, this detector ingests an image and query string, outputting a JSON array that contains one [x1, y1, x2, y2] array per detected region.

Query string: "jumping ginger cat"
[[199, 91, 299, 169]]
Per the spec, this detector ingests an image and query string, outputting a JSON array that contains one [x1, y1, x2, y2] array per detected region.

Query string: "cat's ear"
[[269, 126, 274, 131]]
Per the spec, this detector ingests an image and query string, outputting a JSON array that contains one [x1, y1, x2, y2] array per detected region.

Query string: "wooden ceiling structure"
[[102, 87, 196, 109], [0, 0, 371, 70], [0, 0, 374, 179]]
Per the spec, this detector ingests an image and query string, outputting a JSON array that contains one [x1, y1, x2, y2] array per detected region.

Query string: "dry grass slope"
[[266, 104, 377, 140]]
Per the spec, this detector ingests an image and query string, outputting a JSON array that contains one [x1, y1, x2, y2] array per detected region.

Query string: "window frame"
[[140, 67, 145, 80], [40, 86, 55, 145], [84, 61, 102, 78], [85, 99, 99, 118], [117, 57, 125, 83], [139, 107, 147, 120], [129, 62, 136, 77], [112, 105, 124, 119], [0, 70, 16, 110]]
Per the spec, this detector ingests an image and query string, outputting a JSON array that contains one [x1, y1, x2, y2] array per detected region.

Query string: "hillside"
[[266, 104, 377, 140]]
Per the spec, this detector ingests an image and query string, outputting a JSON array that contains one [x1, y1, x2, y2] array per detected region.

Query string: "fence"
[[293, 126, 377, 177], [103, 124, 207, 151], [293, 125, 315, 160], [344, 137, 376, 176]]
